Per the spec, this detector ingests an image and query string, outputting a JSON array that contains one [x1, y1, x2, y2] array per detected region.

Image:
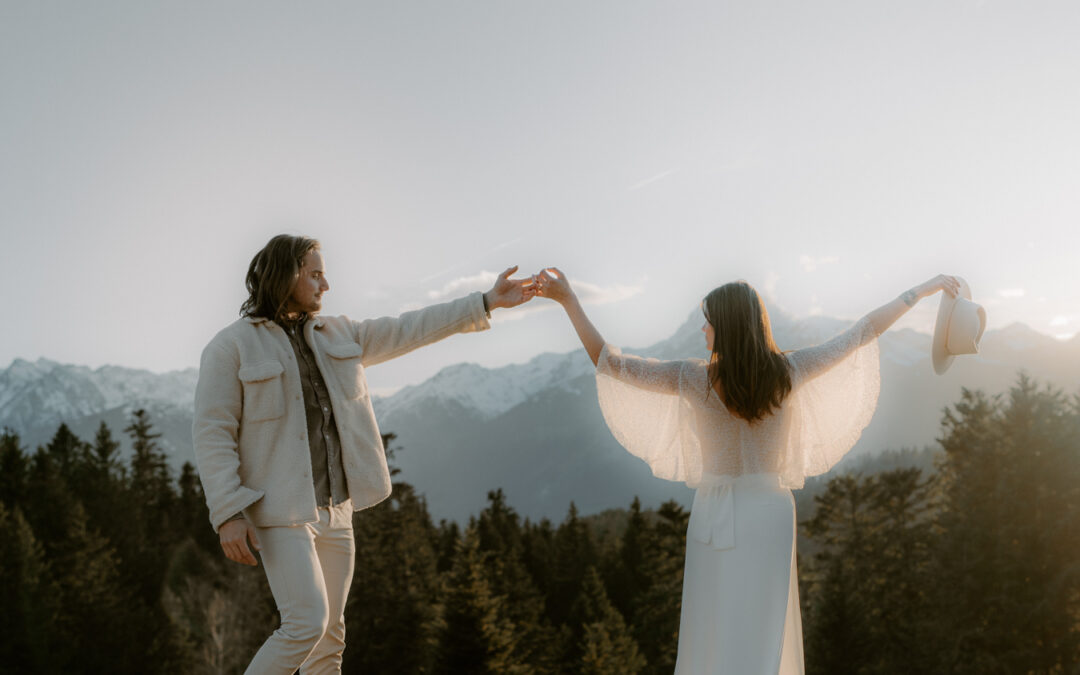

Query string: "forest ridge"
[[0, 373, 1077, 673]]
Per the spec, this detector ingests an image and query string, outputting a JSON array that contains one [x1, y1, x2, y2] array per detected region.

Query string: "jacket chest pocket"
[[324, 342, 368, 400], [238, 360, 286, 422]]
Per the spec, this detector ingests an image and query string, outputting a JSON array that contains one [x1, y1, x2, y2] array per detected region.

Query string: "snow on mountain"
[[2, 309, 1076, 522], [373, 351, 595, 421], [0, 357, 197, 448], [3, 313, 1072, 446]]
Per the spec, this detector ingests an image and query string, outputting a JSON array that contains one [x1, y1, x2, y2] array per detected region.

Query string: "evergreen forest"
[[1, 374, 1077, 674]]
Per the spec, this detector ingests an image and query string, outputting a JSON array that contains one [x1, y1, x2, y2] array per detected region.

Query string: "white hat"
[[932, 277, 987, 375]]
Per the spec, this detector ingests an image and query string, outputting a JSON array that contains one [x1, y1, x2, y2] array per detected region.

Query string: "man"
[[192, 234, 535, 674]]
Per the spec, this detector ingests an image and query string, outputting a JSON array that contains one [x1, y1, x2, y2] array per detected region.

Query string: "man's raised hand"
[[484, 265, 537, 311]]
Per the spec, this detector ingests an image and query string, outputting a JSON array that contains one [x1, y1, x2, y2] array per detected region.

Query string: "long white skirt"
[[674, 473, 804, 675]]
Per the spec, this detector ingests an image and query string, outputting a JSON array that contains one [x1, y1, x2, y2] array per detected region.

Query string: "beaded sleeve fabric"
[[595, 317, 880, 490]]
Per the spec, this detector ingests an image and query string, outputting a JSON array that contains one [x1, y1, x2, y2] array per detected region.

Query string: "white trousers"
[[245, 500, 356, 675]]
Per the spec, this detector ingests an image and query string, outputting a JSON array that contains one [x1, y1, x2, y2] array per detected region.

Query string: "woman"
[[534, 268, 960, 674]]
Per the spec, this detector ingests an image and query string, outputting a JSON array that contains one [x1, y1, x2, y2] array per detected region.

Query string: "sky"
[[2, 1, 1078, 395]]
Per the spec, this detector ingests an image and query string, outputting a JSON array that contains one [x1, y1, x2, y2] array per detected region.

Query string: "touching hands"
[[481, 265, 577, 309], [219, 519, 261, 566], [533, 267, 576, 306], [484, 265, 538, 311]]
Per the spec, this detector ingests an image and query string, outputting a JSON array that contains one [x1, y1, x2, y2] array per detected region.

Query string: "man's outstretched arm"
[[354, 266, 536, 367]]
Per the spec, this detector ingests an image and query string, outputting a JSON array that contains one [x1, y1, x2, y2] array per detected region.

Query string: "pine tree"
[[125, 408, 172, 500], [436, 518, 462, 574], [550, 502, 599, 627], [46, 500, 145, 673], [627, 500, 687, 675], [521, 517, 557, 601], [74, 422, 129, 550], [90, 419, 125, 481], [930, 386, 1004, 673], [801, 474, 877, 674], [23, 444, 71, 552], [178, 461, 217, 554], [119, 410, 178, 598], [45, 422, 85, 484], [0, 427, 29, 507], [607, 496, 650, 621], [863, 468, 936, 673], [438, 526, 529, 674], [346, 468, 444, 673], [801, 470, 937, 674], [572, 567, 646, 674], [0, 503, 56, 672], [475, 489, 561, 672], [933, 376, 1080, 672]]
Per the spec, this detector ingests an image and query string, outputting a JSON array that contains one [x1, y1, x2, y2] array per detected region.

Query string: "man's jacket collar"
[[243, 315, 325, 329]]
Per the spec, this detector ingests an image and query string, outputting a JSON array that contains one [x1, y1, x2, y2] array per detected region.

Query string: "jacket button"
[[295, 395, 301, 401]]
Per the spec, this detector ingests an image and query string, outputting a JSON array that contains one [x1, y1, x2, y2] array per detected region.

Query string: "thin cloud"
[[491, 302, 558, 323], [426, 271, 497, 301], [416, 237, 524, 285], [998, 288, 1026, 299], [411, 272, 644, 317], [800, 255, 840, 273], [574, 279, 645, 305], [628, 168, 678, 192], [493, 278, 647, 323], [1049, 315, 1072, 327], [493, 276, 646, 323]]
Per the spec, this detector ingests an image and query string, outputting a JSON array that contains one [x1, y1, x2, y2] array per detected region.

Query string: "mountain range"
[[3, 306, 1077, 523]]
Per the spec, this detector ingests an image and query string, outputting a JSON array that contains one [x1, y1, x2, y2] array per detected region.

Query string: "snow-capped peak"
[[373, 350, 595, 420]]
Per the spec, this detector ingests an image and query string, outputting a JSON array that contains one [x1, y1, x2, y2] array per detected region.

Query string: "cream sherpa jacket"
[[192, 293, 490, 531]]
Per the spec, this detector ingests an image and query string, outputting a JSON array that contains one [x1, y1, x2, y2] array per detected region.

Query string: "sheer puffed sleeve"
[[595, 345, 704, 486], [779, 316, 881, 488]]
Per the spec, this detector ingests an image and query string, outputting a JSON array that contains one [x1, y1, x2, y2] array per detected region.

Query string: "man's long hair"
[[240, 234, 321, 322], [703, 281, 792, 424]]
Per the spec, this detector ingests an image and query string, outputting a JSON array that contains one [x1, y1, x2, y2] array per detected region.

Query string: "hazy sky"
[[3, 1, 1078, 394]]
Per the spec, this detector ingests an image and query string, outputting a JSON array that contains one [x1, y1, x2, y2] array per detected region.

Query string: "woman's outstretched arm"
[[536, 267, 604, 365], [863, 274, 962, 337], [791, 273, 963, 383], [537, 267, 683, 395]]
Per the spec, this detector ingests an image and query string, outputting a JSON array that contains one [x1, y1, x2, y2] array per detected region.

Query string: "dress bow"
[[687, 475, 736, 550]]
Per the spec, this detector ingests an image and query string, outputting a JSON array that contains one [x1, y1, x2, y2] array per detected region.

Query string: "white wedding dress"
[[595, 318, 881, 674]]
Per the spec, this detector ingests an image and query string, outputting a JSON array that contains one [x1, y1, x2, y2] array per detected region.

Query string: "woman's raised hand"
[[535, 267, 575, 306], [535, 267, 604, 364], [928, 274, 962, 299], [868, 273, 965, 336], [901, 274, 962, 307]]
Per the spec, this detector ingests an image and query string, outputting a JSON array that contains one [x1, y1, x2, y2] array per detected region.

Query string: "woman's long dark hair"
[[240, 234, 320, 321], [703, 281, 792, 424]]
